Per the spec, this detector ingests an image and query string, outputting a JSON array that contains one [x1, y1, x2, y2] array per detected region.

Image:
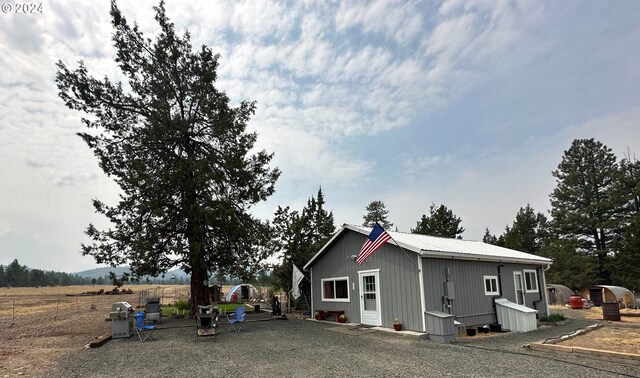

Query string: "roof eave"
[[419, 250, 553, 266]]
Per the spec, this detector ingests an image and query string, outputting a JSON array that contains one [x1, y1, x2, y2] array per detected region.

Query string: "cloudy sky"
[[1, 0, 639, 272]]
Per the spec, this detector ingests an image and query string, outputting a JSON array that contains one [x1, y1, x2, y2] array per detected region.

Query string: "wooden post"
[[9, 298, 17, 327], [53, 295, 59, 321]]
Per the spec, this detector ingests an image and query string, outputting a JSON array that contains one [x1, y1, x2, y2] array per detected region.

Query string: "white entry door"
[[514, 272, 525, 305], [359, 270, 381, 326]]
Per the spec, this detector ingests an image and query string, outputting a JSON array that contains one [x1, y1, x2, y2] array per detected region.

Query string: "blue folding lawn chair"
[[226, 306, 246, 333], [135, 312, 156, 341]]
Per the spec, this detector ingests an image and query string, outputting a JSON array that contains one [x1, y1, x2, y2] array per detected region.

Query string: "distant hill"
[[73, 266, 190, 280]]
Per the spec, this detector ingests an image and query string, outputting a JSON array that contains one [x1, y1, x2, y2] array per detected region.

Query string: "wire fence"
[[0, 287, 191, 330], [137, 286, 190, 308]]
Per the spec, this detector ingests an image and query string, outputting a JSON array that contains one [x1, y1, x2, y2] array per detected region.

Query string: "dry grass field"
[[557, 326, 640, 355], [0, 285, 191, 377], [549, 304, 640, 324], [0, 284, 274, 376]]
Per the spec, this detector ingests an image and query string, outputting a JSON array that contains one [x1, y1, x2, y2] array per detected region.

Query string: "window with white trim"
[[321, 277, 350, 302], [524, 270, 538, 293], [484, 275, 499, 296]]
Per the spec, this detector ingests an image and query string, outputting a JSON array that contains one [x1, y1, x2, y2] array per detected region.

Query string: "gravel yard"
[[41, 315, 638, 378]]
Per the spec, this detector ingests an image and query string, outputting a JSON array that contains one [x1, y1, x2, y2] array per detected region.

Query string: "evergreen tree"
[[539, 238, 596, 290], [611, 212, 640, 291], [30, 269, 46, 287], [482, 228, 498, 245], [550, 139, 622, 283], [411, 203, 464, 239], [5, 259, 27, 287], [56, 1, 279, 313], [617, 156, 640, 221], [272, 188, 335, 293], [610, 156, 640, 290], [362, 200, 393, 230], [500, 205, 548, 255]]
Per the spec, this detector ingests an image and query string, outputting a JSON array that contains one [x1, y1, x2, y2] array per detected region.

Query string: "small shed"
[[580, 285, 636, 308], [225, 284, 260, 303], [547, 284, 575, 305]]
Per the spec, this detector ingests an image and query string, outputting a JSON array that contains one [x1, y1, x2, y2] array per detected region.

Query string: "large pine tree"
[[56, 1, 280, 312], [550, 139, 621, 283]]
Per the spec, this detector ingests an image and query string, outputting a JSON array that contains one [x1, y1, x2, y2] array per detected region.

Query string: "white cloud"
[[1, 0, 637, 272], [335, 0, 423, 45]]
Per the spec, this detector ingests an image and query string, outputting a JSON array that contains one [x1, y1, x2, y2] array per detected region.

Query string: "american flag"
[[356, 224, 391, 264]]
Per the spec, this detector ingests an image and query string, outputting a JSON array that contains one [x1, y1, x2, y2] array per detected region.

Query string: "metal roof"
[[583, 285, 633, 299], [304, 224, 552, 270]]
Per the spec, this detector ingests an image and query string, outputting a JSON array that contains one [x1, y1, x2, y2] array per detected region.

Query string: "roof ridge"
[[345, 223, 484, 243]]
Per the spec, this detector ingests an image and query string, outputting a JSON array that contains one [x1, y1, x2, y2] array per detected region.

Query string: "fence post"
[[9, 298, 17, 327], [53, 295, 60, 321]]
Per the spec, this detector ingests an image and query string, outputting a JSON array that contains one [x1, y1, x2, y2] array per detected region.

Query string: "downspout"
[[532, 267, 544, 313], [497, 265, 504, 295], [542, 265, 551, 316], [493, 264, 504, 324], [309, 267, 313, 316]]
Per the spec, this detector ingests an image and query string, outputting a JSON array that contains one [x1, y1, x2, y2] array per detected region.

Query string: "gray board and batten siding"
[[421, 258, 549, 328], [308, 230, 423, 331], [306, 225, 551, 332]]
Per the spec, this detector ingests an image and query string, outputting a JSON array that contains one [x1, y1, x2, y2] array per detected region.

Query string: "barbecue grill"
[[110, 301, 134, 338]]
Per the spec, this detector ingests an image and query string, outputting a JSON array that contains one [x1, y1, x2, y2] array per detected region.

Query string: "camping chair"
[[195, 305, 219, 342], [226, 306, 246, 333], [134, 312, 156, 341]]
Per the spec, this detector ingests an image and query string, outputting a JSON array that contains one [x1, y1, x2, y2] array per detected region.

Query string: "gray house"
[[304, 224, 552, 332]]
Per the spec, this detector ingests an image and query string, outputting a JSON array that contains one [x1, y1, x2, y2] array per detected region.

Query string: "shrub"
[[175, 300, 190, 311], [541, 313, 566, 322]]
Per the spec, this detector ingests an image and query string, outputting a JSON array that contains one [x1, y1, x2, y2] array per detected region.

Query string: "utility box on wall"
[[445, 281, 455, 300]]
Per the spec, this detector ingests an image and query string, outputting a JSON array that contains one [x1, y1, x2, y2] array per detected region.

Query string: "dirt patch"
[[549, 305, 640, 324], [557, 326, 640, 355], [547, 305, 640, 357], [0, 285, 190, 377]]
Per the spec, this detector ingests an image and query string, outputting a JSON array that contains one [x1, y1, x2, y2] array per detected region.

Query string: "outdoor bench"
[[315, 310, 344, 322]]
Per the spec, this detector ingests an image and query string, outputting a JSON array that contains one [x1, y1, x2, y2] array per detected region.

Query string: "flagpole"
[[377, 222, 420, 272]]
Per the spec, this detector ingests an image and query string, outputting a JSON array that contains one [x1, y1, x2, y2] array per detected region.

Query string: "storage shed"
[[580, 285, 636, 308], [547, 284, 575, 305]]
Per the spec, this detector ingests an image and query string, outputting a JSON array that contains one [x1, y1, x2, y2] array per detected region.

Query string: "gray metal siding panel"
[[311, 232, 360, 318], [311, 231, 423, 331], [421, 258, 548, 327]]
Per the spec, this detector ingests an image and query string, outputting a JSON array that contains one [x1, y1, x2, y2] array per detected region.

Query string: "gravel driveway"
[[42, 314, 638, 377]]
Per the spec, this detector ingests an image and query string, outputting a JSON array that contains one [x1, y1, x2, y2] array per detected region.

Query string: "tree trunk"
[[190, 261, 210, 315], [184, 165, 210, 315]]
